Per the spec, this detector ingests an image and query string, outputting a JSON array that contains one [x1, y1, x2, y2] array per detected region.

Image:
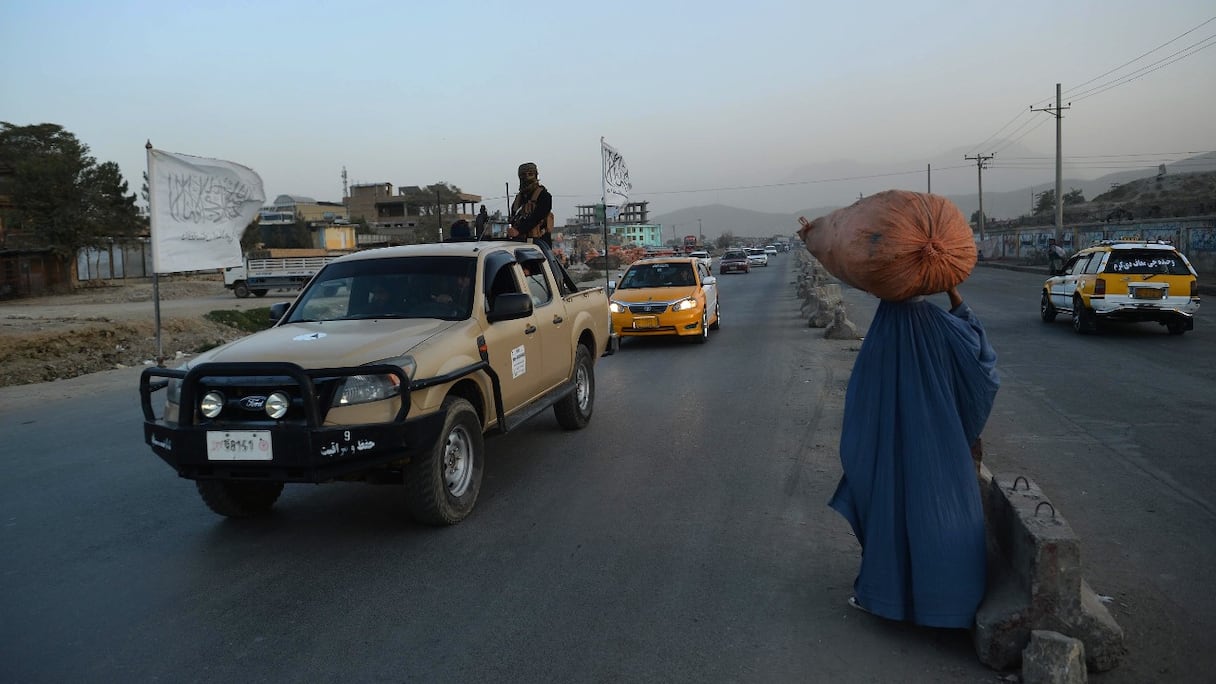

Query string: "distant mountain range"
[[651, 151, 1216, 241]]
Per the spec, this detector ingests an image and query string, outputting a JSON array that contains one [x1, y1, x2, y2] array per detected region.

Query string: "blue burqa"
[[829, 298, 999, 628]]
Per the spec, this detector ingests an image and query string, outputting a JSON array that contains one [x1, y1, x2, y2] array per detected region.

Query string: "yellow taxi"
[[609, 257, 720, 343], [1041, 240, 1200, 335]]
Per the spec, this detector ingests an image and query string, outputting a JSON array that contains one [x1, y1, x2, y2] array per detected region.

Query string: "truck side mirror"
[[269, 302, 290, 324], [487, 292, 533, 323]]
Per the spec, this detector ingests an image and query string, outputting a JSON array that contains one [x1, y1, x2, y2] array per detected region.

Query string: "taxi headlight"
[[200, 391, 225, 418], [672, 297, 698, 312], [609, 301, 626, 314], [265, 391, 291, 419]]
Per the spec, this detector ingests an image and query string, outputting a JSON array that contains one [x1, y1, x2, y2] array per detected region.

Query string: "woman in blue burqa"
[[829, 286, 999, 628]]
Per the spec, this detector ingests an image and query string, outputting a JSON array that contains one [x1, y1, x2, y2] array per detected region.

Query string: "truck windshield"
[[287, 256, 478, 322]]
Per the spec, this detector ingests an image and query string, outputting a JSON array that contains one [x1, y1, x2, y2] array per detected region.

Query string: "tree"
[[970, 209, 988, 226], [715, 231, 735, 250], [1033, 190, 1055, 214], [0, 122, 142, 259], [1063, 188, 1086, 205]]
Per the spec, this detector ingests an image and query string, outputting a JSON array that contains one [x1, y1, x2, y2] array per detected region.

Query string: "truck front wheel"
[[252, 289, 269, 297], [233, 281, 251, 298], [404, 397, 484, 525], [196, 479, 283, 518], [554, 345, 595, 430]]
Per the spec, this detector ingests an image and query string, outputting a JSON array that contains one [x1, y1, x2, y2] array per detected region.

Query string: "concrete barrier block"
[[974, 474, 1124, 672], [1022, 630, 1087, 684]]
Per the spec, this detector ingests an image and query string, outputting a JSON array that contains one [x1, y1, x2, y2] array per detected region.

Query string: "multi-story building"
[[346, 183, 482, 233]]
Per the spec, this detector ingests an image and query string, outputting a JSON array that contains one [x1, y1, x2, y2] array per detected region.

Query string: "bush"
[[204, 308, 274, 334]]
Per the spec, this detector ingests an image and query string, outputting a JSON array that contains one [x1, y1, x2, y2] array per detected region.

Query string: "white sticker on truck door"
[[511, 344, 526, 378]]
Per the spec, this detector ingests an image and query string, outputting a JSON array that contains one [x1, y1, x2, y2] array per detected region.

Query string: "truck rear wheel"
[[404, 397, 484, 525], [233, 281, 251, 298], [554, 345, 595, 430], [196, 479, 283, 518]]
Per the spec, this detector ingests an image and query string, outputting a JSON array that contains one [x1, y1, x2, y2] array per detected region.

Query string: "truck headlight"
[[200, 391, 225, 418], [265, 391, 291, 419], [332, 374, 401, 407], [609, 301, 626, 313], [331, 356, 413, 407], [672, 297, 697, 311]]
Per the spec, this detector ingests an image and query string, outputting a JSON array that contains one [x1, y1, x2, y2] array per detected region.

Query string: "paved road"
[[1, 255, 1211, 682]]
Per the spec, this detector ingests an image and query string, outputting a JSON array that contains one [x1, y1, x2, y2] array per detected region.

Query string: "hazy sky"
[[3, 1, 1213, 224]]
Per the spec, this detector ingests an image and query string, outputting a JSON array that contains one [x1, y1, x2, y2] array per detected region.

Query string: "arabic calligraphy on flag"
[[602, 140, 632, 208], [148, 149, 265, 273]]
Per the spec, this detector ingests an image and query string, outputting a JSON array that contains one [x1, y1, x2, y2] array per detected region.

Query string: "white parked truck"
[[223, 248, 340, 298]]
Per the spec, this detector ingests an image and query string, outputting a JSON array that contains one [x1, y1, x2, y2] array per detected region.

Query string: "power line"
[[968, 15, 1216, 153], [1070, 34, 1216, 103], [991, 118, 1051, 156], [1062, 15, 1216, 97]]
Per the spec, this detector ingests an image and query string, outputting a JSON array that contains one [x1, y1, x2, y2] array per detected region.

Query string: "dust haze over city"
[[2, 1, 1213, 239]]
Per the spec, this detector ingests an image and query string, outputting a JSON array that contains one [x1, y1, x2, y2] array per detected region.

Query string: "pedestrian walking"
[[829, 285, 1000, 628]]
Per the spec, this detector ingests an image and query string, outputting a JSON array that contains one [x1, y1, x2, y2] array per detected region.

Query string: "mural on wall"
[[1190, 227, 1216, 252], [973, 218, 1216, 272]]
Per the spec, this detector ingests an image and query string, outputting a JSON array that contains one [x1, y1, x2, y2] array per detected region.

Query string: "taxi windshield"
[[618, 263, 696, 289]]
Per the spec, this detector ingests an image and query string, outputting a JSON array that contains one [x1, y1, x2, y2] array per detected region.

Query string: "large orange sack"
[[797, 190, 976, 301]]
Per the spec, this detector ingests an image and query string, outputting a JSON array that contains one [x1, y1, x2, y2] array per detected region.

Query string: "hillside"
[[649, 152, 1216, 239], [1079, 170, 1216, 221]]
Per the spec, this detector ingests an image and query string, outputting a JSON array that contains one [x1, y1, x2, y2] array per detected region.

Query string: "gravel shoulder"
[[0, 277, 286, 388]]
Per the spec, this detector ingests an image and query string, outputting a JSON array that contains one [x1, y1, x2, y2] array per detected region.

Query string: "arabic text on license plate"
[[634, 317, 658, 329], [206, 430, 273, 461], [1132, 289, 1164, 300]]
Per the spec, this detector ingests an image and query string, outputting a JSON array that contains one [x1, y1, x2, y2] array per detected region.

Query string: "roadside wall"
[[975, 216, 1216, 274]]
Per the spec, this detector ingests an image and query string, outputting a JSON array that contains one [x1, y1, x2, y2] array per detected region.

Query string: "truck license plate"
[[206, 430, 273, 461]]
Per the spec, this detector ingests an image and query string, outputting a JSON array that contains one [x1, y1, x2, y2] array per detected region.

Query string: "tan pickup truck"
[[140, 240, 613, 525]]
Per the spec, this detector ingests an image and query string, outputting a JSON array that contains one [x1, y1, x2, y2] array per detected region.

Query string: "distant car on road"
[[746, 248, 768, 268], [719, 249, 750, 274], [764, 245, 778, 256], [688, 250, 713, 271]]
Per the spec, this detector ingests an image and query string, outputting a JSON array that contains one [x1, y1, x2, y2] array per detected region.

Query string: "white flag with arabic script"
[[601, 139, 632, 208], [148, 149, 265, 273]]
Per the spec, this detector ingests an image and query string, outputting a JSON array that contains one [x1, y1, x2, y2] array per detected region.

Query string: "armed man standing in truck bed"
[[507, 162, 553, 248]]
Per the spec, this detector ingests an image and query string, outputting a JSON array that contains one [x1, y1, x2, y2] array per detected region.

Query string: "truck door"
[[516, 251, 572, 390], [481, 255, 547, 414]]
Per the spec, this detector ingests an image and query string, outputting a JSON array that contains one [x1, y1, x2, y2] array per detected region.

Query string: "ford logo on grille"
[[239, 396, 267, 411]]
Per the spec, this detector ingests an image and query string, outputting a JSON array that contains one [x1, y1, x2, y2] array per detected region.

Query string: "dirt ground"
[[0, 276, 267, 388]]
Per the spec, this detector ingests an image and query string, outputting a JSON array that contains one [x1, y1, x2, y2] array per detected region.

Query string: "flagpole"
[[146, 140, 165, 366], [600, 137, 609, 288]]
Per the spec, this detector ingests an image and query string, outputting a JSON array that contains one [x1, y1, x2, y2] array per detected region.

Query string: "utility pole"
[[964, 153, 994, 240], [1032, 83, 1070, 244], [436, 188, 443, 242], [927, 163, 931, 194]]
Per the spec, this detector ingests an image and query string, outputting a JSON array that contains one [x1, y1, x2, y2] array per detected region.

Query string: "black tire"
[[233, 281, 251, 298], [252, 289, 269, 298], [1166, 319, 1188, 335], [709, 301, 720, 330], [196, 479, 284, 518], [404, 397, 484, 526], [1040, 292, 1057, 322], [1072, 296, 1096, 334], [693, 310, 709, 344], [554, 345, 595, 430]]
